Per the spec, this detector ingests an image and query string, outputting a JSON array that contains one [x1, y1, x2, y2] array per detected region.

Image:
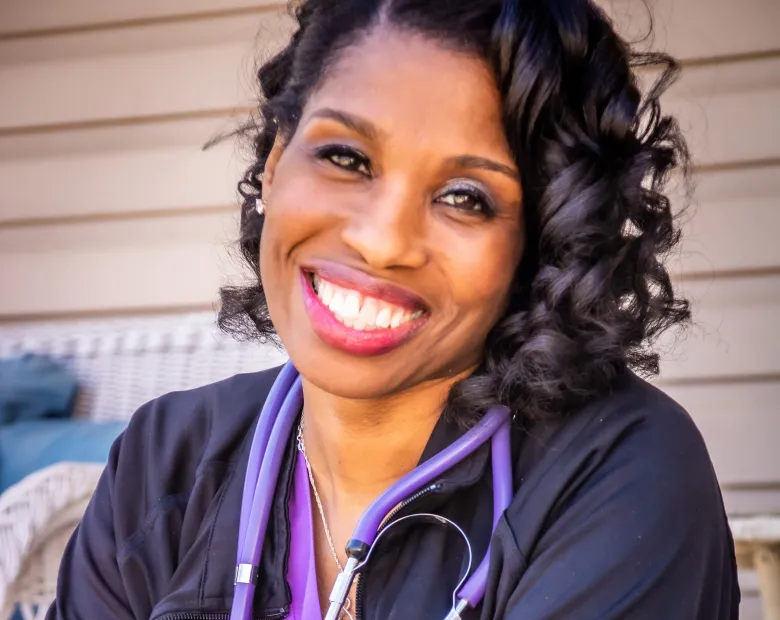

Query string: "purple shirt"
[[287, 449, 323, 619]]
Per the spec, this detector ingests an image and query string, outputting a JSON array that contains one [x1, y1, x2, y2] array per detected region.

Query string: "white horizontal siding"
[[3, 0, 778, 60], [671, 165, 780, 276], [600, 0, 780, 59], [664, 56, 780, 166], [658, 275, 780, 381], [0, 36, 264, 129], [0, 1, 281, 35], [0, 136, 243, 223], [0, 211, 238, 315]]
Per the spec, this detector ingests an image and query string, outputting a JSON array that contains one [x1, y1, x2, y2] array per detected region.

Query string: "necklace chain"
[[297, 418, 343, 571], [298, 416, 344, 571], [297, 418, 354, 619]]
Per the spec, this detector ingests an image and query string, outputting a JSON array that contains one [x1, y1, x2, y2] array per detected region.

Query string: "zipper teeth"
[[379, 483, 442, 532], [355, 483, 443, 620]]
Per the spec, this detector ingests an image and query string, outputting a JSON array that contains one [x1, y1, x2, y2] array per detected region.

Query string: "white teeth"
[[329, 290, 344, 315], [375, 306, 392, 329], [390, 310, 405, 329], [341, 292, 361, 319], [312, 275, 424, 331], [356, 298, 379, 330], [321, 281, 334, 306]]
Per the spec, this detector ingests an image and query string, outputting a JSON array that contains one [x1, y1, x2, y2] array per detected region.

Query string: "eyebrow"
[[309, 108, 381, 141], [448, 155, 520, 182]]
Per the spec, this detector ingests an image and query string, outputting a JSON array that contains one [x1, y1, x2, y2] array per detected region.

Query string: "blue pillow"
[[0, 354, 78, 425], [0, 419, 126, 493]]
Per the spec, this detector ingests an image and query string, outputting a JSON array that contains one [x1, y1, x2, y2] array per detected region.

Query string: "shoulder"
[[119, 365, 283, 470], [581, 372, 717, 494], [509, 371, 725, 543], [518, 371, 715, 486], [108, 365, 283, 527], [497, 378, 739, 617]]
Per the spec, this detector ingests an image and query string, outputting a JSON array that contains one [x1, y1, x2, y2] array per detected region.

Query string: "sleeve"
[[44, 432, 137, 620], [501, 413, 741, 619], [44, 386, 204, 620]]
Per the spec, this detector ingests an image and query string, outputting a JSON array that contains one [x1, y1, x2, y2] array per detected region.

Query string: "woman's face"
[[261, 28, 524, 399]]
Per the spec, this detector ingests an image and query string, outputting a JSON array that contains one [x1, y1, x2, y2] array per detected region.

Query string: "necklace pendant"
[[296, 420, 305, 452]]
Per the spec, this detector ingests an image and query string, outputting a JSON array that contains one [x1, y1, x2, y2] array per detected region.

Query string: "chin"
[[288, 341, 419, 399]]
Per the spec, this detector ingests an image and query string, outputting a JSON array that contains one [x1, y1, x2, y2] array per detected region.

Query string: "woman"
[[48, 0, 740, 618]]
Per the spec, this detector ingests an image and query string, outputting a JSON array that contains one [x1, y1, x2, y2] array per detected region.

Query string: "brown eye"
[[434, 181, 494, 216], [316, 145, 372, 176], [438, 192, 484, 212]]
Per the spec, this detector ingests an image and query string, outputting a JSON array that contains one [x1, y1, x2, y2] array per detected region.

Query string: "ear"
[[262, 134, 285, 198]]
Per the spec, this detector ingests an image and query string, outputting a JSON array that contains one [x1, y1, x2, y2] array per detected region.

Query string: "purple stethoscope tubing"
[[350, 406, 512, 544], [230, 361, 513, 619], [457, 418, 513, 608], [237, 361, 299, 554], [232, 365, 303, 620]]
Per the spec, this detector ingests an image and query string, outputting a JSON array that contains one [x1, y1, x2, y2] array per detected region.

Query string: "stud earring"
[[255, 197, 265, 215]]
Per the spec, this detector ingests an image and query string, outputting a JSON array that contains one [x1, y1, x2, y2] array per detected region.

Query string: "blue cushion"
[[0, 419, 126, 493], [0, 355, 77, 425]]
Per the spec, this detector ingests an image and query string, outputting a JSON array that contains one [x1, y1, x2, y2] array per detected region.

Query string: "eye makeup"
[[312, 143, 372, 176]]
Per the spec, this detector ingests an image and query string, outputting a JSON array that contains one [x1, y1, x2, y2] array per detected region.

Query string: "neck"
[[299, 372, 464, 509]]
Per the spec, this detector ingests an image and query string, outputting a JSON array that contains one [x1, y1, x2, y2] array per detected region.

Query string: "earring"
[[255, 196, 265, 215]]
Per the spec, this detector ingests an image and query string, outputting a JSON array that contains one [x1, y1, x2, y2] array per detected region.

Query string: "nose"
[[340, 180, 428, 271]]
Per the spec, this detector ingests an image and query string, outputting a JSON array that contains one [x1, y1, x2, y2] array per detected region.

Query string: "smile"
[[312, 273, 424, 331], [300, 265, 428, 357]]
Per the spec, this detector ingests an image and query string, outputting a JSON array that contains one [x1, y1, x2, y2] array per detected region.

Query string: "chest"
[[145, 452, 522, 620]]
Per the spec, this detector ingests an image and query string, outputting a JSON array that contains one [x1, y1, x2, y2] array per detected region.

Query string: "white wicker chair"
[[0, 312, 288, 619], [0, 311, 288, 422], [0, 462, 105, 620]]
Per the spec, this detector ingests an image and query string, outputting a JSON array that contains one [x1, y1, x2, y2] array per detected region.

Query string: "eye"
[[315, 145, 372, 176], [434, 181, 494, 216]]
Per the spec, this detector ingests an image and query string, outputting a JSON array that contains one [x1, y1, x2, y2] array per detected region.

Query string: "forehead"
[[304, 27, 509, 156]]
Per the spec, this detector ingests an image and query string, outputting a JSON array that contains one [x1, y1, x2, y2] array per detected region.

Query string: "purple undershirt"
[[287, 448, 323, 619]]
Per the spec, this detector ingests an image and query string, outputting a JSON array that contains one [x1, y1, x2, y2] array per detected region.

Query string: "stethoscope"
[[230, 362, 513, 620]]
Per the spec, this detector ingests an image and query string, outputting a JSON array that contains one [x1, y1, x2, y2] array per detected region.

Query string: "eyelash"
[[315, 145, 372, 176], [314, 145, 495, 217], [433, 181, 494, 217]]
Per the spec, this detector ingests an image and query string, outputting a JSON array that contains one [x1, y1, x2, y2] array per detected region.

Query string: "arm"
[[45, 433, 138, 619], [45, 391, 194, 620]]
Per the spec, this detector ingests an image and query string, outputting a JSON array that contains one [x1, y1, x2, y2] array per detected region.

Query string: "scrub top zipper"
[[354, 482, 443, 619]]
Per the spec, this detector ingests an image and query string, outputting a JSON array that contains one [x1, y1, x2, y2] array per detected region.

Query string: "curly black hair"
[[218, 0, 691, 426]]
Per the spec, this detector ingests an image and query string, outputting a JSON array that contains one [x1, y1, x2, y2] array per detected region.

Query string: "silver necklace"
[[297, 418, 353, 619]]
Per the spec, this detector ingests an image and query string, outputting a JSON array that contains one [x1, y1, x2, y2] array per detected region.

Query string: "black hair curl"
[[218, 0, 690, 426]]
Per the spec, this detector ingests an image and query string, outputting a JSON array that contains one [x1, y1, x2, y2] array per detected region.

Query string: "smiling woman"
[[47, 1, 739, 619]]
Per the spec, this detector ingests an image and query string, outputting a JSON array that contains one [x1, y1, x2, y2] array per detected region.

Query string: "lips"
[[300, 262, 428, 356]]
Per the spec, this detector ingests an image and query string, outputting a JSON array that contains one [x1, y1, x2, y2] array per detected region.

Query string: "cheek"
[[447, 227, 524, 321], [261, 158, 331, 263], [435, 230, 521, 371]]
